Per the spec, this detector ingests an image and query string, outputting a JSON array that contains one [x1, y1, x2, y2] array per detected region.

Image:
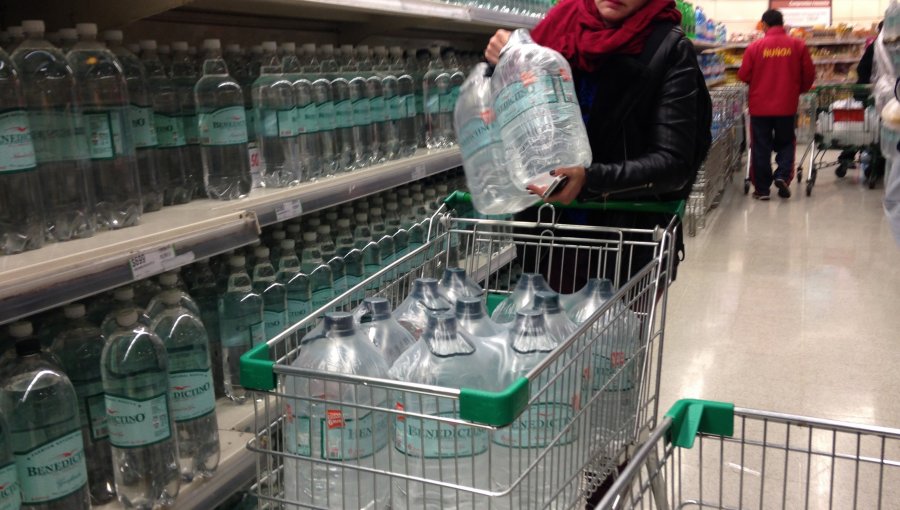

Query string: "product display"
[[218, 255, 264, 403], [354, 296, 417, 365]]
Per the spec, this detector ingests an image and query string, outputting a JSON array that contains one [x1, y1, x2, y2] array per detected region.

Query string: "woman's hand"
[[484, 30, 511, 65], [527, 166, 587, 205]]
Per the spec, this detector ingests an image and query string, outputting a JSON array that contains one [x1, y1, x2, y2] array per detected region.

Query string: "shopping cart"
[[240, 194, 679, 509], [595, 399, 900, 509], [743, 92, 816, 196], [809, 84, 882, 194]]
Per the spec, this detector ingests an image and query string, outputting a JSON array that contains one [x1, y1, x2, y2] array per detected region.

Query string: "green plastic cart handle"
[[444, 191, 685, 219], [665, 399, 735, 448], [240, 343, 277, 392]]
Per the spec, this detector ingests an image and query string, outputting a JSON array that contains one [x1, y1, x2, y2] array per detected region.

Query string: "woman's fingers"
[[484, 29, 511, 65]]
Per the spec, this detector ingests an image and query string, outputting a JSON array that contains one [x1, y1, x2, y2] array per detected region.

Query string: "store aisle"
[[659, 164, 900, 427]]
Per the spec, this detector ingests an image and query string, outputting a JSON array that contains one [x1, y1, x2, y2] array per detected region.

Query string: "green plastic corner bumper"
[[444, 191, 685, 219], [240, 342, 276, 392], [459, 377, 530, 427], [665, 399, 735, 448]]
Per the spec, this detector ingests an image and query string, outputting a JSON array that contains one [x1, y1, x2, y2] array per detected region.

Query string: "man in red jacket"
[[738, 9, 815, 199]]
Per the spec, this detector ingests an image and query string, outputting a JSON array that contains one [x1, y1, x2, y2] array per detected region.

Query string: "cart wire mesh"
[[243, 203, 678, 509]]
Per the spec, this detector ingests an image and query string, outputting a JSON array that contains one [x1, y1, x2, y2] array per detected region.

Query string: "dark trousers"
[[750, 115, 796, 194]]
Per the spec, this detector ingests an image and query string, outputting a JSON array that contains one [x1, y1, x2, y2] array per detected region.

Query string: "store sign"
[[770, 0, 831, 28]]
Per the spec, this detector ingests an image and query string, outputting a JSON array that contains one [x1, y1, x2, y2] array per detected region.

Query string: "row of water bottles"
[[281, 266, 641, 509], [0, 276, 222, 509], [436, 0, 557, 18]]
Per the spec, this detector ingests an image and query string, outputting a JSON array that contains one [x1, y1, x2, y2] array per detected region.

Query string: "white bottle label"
[[494, 74, 559, 129], [74, 379, 109, 441], [85, 111, 117, 159], [0, 110, 37, 173], [276, 109, 297, 138], [182, 114, 200, 145], [492, 403, 576, 448], [154, 113, 187, 148], [394, 412, 489, 458], [285, 406, 388, 460], [15, 430, 87, 504], [260, 109, 278, 138], [296, 103, 319, 133], [458, 115, 494, 160], [264, 311, 286, 339], [170, 370, 216, 422], [199, 106, 249, 146], [105, 393, 172, 448], [129, 105, 159, 148], [28, 111, 81, 163], [287, 298, 310, 325], [0, 462, 21, 510]]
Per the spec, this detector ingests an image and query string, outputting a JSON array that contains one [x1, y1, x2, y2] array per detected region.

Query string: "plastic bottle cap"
[[172, 41, 188, 51], [323, 312, 355, 333], [116, 310, 138, 327], [455, 296, 484, 319], [262, 41, 277, 51], [280, 239, 295, 250], [426, 309, 455, 329], [340, 44, 353, 53], [337, 218, 350, 228], [286, 224, 301, 234], [355, 213, 368, 223], [203, 39, 221, 50], [533, 291, 561, 313], [226, 43, 241, 52], [113, 287, 135, 301], [371, 207, 382, 216], [160, 45, 172, 53], [429, 46, 440, 57], [102, 30, 123, 41], [357, 45, 369, 54], [159, 272, 179, 286], [444, 267, 466, 279], [363, 297, 392, 319], [63, 303, 87, 319], [385, 202, 398, 211], [401, 198, 413, 206], [57, 28, 78, 40], [254, 246, 270, 258], [374, 45, 387, 54], [230, 255, 246, 267], [302, 43, 316, 52], [161, 290, 182, 306], [321, 43, 333, 52], [317, 225, 331, 234], [75, 23, 98, 36], [21, 20, 45, 34], [8, 321, 33, 338], [302, 232, 317, 242], [280, 42, 296, 52], [272, 231, 286, 240]]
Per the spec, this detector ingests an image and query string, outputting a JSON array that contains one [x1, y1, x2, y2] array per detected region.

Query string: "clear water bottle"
[[101, 310, 180, 508], [252, 246, 288, 341], [455, 62, 535, 215], [218, 255, 264, 403], [68, 23, 142, 230], [100, 286, 151, 339], [369, 207, 396, 279], [375, 46, 401, 161], [141, 40, 193, 205], [0, 410, 21, 510], [438, 267, 484, 305], [492, 29, 592, 190], [0, 45, 44, 254], [410, 49, 428, 149], [353, 212, 382, 289], [443, 49, 465, 143], [361, 46, 387, 164], [325, 45, 355, 172], [354, 296, 416, 365], [317, 225, 347, 299], [492, 273, 552, 324], [146, 270, 202, 319], [300, 232, 334, 312], [150, 291, 220, 481], [170, 41, 205, 198], [562, 278, 614, 324], [423, 46, 451, 149], [12, 20, 95, 242], [393, 278, 452, 339], [455, 296, 509, 350], [532, 291, 578, 344], [282, 312, 391, 509], [346, 45, 374, 168], [1, 321, 91, 510], [389, 47, 418, 158], [243, 47, 262, 164], [253, 42, 300, 188], [389, 311, 498, 509], [194, 39, 252, 200], [282, 45, 320, 180], [57, 28, 79, 53], [49, 304, 116, 505], [104, 30, 164, 214], [187, 259, 224, 397], [310, 44, 339, 176], [276, 239, 311, 327], [335, 217, 365, 304]]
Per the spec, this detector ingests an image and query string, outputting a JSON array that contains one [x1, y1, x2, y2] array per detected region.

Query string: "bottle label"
[[74, 379, 109, 441], [277, 109, 297, 138], [220, 315, 262, 348], [438, 90, 455, 113], [260, 109, 278, 138], [394, 412, 489, 458], [0, 110, 37, 173], [287, 298, 310, 325], [492, 403, 576, 448], [415, 93, 424, 116], [182, 114, 200, 145], [405, 94, 417, 118], [169, 370, 216, 422], [494, 74, 559, 129], [351, 99, 370, 127], [387, 95, 404, 121], [286, 407, 388, 460], [0, 462, 20, 510], [251, 321, 266, 346], [128, 105, 159, 148], [105, 393, 172, 448], [199, 106, 249, 146], [28, 111, 80, 163], [458, 117, 494, 160], [264, 311, 286, 339], [557, 74, 577, 104], [311, 287, 332, 311], [369, 96, 386, 123], [594, 351, 634, 391], [317, 101, 336, 131], [333, 100, 352, 129], [296, 103, 319, 134], [14, 430, 87, 504], [154, 113, 187, 147], [425, 93, 440, 115], [84, 111, 121, 159]]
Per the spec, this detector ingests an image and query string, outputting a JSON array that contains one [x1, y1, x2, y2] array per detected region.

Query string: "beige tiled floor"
[[659, 161, 900, 428]]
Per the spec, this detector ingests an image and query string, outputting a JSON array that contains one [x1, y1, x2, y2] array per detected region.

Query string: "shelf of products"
[[0, 148, 462, 326], [722, 38, 867, 50]]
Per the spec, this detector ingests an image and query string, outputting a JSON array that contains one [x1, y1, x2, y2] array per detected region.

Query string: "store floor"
[[658, 163, 900, 428]]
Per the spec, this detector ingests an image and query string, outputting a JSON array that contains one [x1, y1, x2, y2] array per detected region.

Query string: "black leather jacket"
[[577, 31, 709, 202]]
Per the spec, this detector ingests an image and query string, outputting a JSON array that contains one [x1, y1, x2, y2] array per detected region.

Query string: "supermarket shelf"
[[691, 39, 723, 52], [705, 77, 727, 88], [722, 38, 866, 51], [0, 148, 461, 326], [725, 57, 859, 70]]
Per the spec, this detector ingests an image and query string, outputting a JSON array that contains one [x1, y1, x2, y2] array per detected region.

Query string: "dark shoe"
[[774, 179, 791, 198], [752, 192, 770, 201]]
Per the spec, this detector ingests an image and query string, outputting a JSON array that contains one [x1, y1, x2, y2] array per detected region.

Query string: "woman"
[[484, 0, 711, 291]]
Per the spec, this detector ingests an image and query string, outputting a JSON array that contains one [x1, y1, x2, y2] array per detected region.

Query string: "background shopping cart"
[[596, 399, 900, 509], [240, 195, 679, 509]]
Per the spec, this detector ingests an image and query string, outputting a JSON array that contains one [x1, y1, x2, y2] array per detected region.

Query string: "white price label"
[[411, 165, 427, 180], [129, 246, 176, 280], [275, 199, 303, 222], [248, 146, 262, 178]]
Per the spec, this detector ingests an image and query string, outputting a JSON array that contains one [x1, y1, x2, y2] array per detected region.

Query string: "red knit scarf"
[[531, 0, 682, 72]]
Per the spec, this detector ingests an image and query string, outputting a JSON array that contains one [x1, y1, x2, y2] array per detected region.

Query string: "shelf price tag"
[[129, 245, 176, 281], [275, 199, 303, 222], [411, 164, 427, 181]]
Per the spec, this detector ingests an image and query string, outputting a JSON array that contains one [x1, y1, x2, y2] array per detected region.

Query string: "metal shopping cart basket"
[[743, 92, 817, 196], [239, 193, 681, 509], [809, 84, 882, 194], [596, 399, 900, 509]]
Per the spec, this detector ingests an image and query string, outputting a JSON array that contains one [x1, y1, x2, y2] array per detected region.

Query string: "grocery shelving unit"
[[718, 37, 867, 85]]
